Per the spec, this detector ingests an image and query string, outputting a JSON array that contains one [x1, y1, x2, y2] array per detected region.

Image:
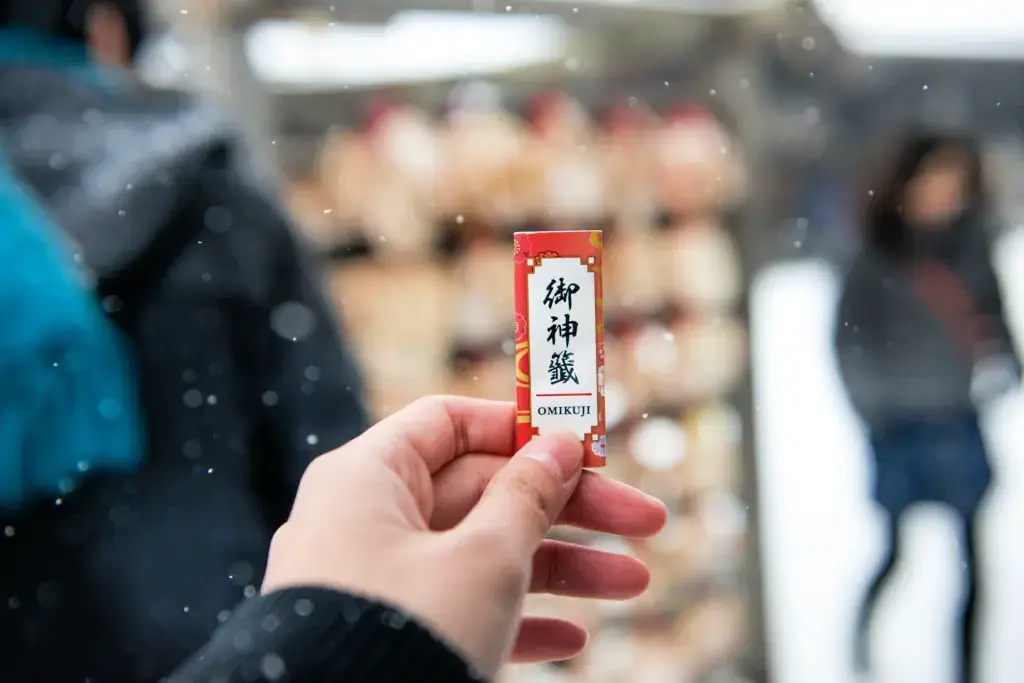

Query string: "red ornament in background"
[[600, 100, 660, 225], [657, 102, 736, 217]]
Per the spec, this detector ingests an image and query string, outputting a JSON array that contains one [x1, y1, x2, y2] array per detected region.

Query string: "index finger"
[[432, 458, 667, 537], [359, 395, 516, 474]]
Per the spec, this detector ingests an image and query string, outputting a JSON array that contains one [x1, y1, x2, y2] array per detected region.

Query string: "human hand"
[[262, 396, 667, 680]]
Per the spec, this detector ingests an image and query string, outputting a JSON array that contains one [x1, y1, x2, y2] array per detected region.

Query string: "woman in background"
[[835, 132, 1020, 683]]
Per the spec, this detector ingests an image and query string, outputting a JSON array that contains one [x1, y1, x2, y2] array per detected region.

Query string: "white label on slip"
[[527, 257, 599, 438]]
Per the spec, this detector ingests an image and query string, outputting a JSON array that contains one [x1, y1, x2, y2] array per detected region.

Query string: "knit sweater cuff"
[[169, 587, 481, 683]]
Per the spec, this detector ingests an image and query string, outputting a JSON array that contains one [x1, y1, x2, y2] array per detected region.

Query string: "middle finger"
[[530, 539, 650, 599]]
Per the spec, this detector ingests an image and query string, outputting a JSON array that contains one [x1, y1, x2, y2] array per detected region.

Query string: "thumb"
[[462, 433, 584, 561]]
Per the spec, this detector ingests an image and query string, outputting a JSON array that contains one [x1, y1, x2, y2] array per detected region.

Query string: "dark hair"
[[862, 130, 985, 258], [0, 0, 145, 56]]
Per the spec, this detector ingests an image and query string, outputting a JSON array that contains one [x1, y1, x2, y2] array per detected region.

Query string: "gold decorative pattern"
[[515, 342, 530, 387]]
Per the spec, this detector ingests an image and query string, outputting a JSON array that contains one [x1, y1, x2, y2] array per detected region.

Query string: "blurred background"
[[24, 0, 1024, 681]]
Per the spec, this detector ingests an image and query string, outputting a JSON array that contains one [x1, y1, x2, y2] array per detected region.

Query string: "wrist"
[[173, 586, 483, 683]]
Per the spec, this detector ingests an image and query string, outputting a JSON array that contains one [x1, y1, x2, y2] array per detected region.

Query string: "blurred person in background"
[[0, 1, 369, 681], [835, 131, 1020, 683]]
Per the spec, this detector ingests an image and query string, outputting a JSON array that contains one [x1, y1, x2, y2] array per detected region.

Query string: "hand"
[[971, 353, 1019, 404], [262, 396, 666, 679]]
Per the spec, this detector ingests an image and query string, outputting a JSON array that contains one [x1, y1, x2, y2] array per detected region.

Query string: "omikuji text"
[[543, 277, 581, 385]]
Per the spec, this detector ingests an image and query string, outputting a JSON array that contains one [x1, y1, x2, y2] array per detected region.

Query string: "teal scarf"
[[0, 30, 143, 509]]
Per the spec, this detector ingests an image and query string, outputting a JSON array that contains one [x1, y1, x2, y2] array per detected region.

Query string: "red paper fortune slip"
[[514, 230, 606, 467]]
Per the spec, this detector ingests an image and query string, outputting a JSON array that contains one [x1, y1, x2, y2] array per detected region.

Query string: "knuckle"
[[509, 463, 561, 515], [407, 394, 443, 412], [294, 451, 357, 508], [404, 395, 467, 453], [464, 530, 528, 596], [297, 452, 333, 489], [503, 471, 557, 536], [461, 526, 506, 557], [462, 529, 526, 582], [407, 394, 453, 420], [492, 556, 528, 600], [268, 525, 288, 552]]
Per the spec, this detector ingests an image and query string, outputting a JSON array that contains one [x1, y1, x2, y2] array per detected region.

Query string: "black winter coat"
[[0, 65, 369, 683], [834, 218, 1019, 427]]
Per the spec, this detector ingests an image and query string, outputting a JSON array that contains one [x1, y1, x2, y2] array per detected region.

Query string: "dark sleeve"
[[167, 588, 479, 683], [833, 256, 889, 421], [260, 220, 371, 490], [211, 165, 371, 516], [977, 253, 1021, 378]]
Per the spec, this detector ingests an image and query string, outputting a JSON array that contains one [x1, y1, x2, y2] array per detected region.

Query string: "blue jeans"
[[857, 412, 988, 683], [870, 412, 991, 519]]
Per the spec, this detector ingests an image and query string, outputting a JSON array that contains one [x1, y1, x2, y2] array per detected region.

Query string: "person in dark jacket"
[[835, 131, 1020, 683], [0, 3, 369, 681]]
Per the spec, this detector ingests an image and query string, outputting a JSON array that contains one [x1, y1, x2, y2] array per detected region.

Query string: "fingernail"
[[521, 432, 583, 483]]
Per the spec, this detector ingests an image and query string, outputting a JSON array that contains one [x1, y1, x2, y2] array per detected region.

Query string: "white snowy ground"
[[751, 228, 1024, 683]]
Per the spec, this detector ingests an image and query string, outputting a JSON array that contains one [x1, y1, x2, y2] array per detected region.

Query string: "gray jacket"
[[834, 224, 1019, 427]]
